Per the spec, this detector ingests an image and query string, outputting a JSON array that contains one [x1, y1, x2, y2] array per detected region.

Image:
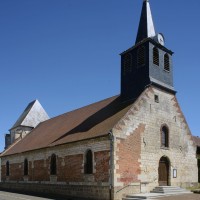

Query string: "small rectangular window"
[[154, 95, 159, 103]]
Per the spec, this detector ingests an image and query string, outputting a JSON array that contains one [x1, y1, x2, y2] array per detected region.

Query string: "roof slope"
[[2, 95, 134, 157], [11, 100, 49, 130]]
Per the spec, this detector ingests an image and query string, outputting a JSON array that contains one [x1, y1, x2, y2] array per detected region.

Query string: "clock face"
[[157, 33, 165, 46]]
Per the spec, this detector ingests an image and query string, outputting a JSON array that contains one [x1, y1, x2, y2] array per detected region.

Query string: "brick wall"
[[32, 160, 49, 181], [94, 151, 110, 182], [57, 154, 84, 182], [116, 124, 144, 185], [113, 86, 198, 196], [7, 163, 23, 181], [1, 138, 110, 184], [1, 165, 5, 181]]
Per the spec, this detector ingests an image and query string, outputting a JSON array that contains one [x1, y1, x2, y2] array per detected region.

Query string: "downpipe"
[[109, 130, 114, 200]]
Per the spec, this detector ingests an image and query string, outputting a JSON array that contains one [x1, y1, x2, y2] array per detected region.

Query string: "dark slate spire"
[[135, 0, 156, 44]]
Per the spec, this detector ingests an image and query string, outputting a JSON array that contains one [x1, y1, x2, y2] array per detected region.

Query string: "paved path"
[[0, 191, 200, 200], [0, 191, 49, 200], [156, 193, 200, 200], [0, 191, 69, 200]]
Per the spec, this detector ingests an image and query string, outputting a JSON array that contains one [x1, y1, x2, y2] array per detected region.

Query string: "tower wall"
[[113, 86, 198, 198], [149, 42, 174, 88]]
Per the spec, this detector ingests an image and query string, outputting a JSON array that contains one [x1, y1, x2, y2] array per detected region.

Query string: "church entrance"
[[158, 157, 170, 186]]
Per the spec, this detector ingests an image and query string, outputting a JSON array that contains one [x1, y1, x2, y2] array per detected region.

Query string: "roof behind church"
[[11, 100, 49, 130], [2, 95, 134, 157], [193, 136, 200, 147]]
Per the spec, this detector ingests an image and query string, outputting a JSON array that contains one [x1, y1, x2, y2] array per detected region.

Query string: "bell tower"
[[120, 0, 175, 101]]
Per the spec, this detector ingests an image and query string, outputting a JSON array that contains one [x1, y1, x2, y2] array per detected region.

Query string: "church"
[[0, 1, 199, 200]]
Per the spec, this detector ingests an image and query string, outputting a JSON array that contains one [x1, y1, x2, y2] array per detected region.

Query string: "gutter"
[[109, 130, 114, 200]]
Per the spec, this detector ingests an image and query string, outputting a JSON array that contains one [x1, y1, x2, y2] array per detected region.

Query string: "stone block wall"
[[1, 137, 111, 200], [0, 182, 110, 200], [112, 86, 198, 197]]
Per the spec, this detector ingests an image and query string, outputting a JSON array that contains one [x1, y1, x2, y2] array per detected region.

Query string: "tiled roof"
[[1, 95, 134, 157], [193, 136, 200, 147]]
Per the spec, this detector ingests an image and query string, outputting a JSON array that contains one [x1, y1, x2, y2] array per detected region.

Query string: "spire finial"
[[135, 0, 156, 44]]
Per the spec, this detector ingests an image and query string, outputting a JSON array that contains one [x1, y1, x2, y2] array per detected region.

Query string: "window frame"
[[24, 158, 29, 176], [84, 149, 93, 174], [50, 154, 57, 175], [6, 161, 10, 176], [160, 125, 169, 148], [154, 95, 159, 103]]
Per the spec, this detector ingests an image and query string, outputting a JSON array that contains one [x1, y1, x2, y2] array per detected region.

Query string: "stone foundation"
[[0, 182, 110, 200], [113, 183, 140, 200]]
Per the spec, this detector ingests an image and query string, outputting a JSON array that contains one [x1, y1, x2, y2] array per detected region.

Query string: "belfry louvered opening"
[[137, 46, 145, 67], [153, 47, 159, 66], [164, 53, 170, 71], [123, 53, 132, 75]]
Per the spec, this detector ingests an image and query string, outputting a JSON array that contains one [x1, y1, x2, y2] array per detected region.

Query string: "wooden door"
[[158, 157, 169, 186]]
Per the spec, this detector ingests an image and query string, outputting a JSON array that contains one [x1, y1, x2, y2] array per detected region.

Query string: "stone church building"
[[0, 1, 199, 200]]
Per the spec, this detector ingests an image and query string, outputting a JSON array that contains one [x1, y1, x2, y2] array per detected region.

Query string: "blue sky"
[[0, 0, 200, 152]]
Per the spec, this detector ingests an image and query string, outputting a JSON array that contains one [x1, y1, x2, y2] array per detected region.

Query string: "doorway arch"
[[158, 156, 170, 186]]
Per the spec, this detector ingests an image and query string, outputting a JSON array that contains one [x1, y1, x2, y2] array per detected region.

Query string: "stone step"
[[151, 190, 191, 194], [151, 189, 187, 192], [123, 186, 192, 200], [123, 196, 147, 199], [122, 198, 147, 200], [150, 186, 192, 194], [124, 193, 172, 200]]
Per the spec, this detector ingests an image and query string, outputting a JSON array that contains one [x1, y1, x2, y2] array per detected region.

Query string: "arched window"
[[164, 54, 170, 71], [24, 158, 28, 176], [6, 161, 10, 176], [50, 154, 57, 175], [84, 150, 93, 174], [161, 126, 169, 148], [153, 47, 159, 66], [123, 53, 132, 75], [137, 46, 145, 67]]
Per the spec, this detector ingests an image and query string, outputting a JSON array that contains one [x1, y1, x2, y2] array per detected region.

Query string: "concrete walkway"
[[124, 192, 200, 200], [155, 193, 200, 200]]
